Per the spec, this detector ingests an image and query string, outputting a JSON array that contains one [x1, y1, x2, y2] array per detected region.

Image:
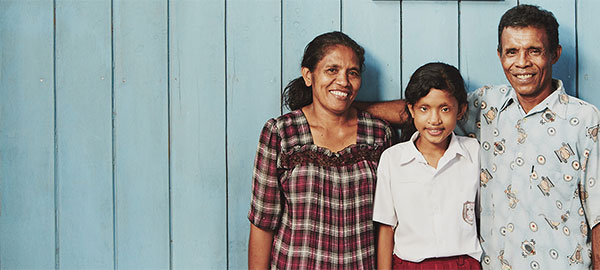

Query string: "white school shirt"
[[373, 132, 482, 262]]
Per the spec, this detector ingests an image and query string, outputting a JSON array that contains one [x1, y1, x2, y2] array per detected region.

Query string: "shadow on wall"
[[356, 51, 384, 102]]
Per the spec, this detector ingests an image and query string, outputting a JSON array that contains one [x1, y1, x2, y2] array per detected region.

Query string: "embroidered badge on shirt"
[[462, 201, 475, 225]]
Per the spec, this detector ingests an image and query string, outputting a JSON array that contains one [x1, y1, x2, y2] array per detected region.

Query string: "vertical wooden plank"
[[282, 0, 340, 96], [54, 0, 113, 268], [577, 0, 600, 107], [113, 0, 170, 268], [227, 0, 281, 268], [401, 1, 458, 91], [343, 0, 401, 101], [522, 0, 577, 96], [169, 0, 227, 268], [0, 1, 55, 268], [459, 0, 517, 91]]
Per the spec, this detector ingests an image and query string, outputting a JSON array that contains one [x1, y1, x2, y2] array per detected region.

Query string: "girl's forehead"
[[416, 88, 458, 104]]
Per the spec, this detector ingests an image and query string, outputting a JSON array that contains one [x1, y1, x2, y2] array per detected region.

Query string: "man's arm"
[[354, 100, 408, 126], [377, 224, 395, 270], [593, 224, 600, 269], [248, 224, 274, 270]]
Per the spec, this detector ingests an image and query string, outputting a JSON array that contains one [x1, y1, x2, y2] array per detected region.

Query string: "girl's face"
[[408, 88, 466, 151], [301, 45, 361, 115]]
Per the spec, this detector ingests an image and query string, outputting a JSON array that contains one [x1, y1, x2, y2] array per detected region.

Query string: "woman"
[[247, 31, 393, 269]]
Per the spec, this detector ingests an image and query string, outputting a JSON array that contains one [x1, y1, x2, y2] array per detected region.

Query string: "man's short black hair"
[[498, 4, 559, 54]]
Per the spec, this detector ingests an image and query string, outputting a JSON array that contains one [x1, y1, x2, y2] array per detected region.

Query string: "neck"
[[303, 103, 356, 126], [517, 80, 557, 113]]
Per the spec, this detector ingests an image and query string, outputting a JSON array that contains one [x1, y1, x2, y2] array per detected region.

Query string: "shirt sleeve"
[[372, 150, 398, 227], [248, 118, 283, 230], [456, 88, 484, 139], [581, 107, 600, 229]]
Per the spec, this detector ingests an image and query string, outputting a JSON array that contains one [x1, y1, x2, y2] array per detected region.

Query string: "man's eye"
[[442, 107, 450, 112], [349, 70, 360, 77], [419, 107, 427, 112], [530, 49, 542, 56], [326, 68, 337, 74]]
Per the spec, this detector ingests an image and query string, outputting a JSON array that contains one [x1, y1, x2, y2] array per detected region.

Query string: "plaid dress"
[[248, 109, 393, 269]]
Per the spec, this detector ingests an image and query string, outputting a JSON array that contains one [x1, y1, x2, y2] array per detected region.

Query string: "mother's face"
[[301, 45, 362, 115]]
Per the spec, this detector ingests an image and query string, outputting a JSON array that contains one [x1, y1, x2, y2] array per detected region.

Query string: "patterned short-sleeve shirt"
[[457, 79, 600, 269], [248, 109, 393, 270]]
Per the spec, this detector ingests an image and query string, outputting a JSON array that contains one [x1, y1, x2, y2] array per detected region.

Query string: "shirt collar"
[[499, 79, 568, 119], [399, 131, 472, 165]]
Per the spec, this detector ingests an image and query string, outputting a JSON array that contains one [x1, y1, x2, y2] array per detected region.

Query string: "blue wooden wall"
[[1, 0, 598, 269]]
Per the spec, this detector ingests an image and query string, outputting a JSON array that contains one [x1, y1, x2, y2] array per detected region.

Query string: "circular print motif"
[[481, 101, 487, 110], [493, 128, 499, 137], [477, 121, 481, 129], [547, 127, 556, 136], [550, 249, 559, 259], [563, 226, 571, 236], [529, 222, 538, 232], [572, 161, 581, 170], [570, 117, 580, 126], [537, 155, 546, 165], [500, 86, 508, 93], [564, 174, 573, 182], [482, 141, 491, 151], [507, 223, 514, 232], [500, 226, 507, 236], [530, 261, 540, 270], [579, 207, 585, 216], [516, 157, 525, 166], [556, 200, 563, 210], [483, 256, 491, 265], [589, 178, 596, 187], [492, 164, 497, 172]]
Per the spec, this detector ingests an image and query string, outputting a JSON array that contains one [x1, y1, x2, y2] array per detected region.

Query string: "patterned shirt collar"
[[499, 79, 569, 119], [399, 131, 472, 165]]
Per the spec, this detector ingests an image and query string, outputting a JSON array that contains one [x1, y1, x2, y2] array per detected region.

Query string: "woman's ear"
[[301, 67, 312, 87], [458, 103, 468, 120]]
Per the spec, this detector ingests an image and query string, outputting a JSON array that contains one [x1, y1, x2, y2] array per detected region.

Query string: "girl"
[[373, 62, 482, 269]]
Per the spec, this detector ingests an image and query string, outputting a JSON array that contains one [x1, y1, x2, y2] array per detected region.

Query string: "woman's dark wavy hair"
[[400, 62, 468, 142], [498, 4, 559, 55], [282, 31, 365, 111]]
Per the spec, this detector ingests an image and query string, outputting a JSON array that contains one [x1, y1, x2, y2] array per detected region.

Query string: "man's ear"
[[301, 67, 312, 87], [458, 103, 468, 120], [552, 45, 562, 65]]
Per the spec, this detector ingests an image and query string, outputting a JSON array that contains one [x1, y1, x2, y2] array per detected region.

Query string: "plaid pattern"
[[249, 109, 393, 269]]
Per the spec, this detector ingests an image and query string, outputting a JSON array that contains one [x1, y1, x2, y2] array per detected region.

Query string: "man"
[[364, 4, 599, 269]]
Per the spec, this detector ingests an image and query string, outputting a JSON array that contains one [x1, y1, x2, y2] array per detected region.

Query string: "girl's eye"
[[419, 107, 427, 112]]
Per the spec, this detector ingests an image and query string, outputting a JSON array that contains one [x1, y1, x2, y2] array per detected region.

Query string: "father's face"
[[498, 26, 561, 101]]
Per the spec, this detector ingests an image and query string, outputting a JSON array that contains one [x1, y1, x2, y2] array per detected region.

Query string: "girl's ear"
[[457, 103, 468, 120], [301, 67, 312, 87], [407, 104, 415, 118]]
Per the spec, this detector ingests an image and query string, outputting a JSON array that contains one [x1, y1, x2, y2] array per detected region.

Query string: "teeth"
[[516, 74, 533, 79], [330, 90, 348, 97]]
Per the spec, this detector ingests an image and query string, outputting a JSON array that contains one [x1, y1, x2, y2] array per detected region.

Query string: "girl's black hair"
[[400, 62, 468, 142], [282, 31, 365, 111]]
